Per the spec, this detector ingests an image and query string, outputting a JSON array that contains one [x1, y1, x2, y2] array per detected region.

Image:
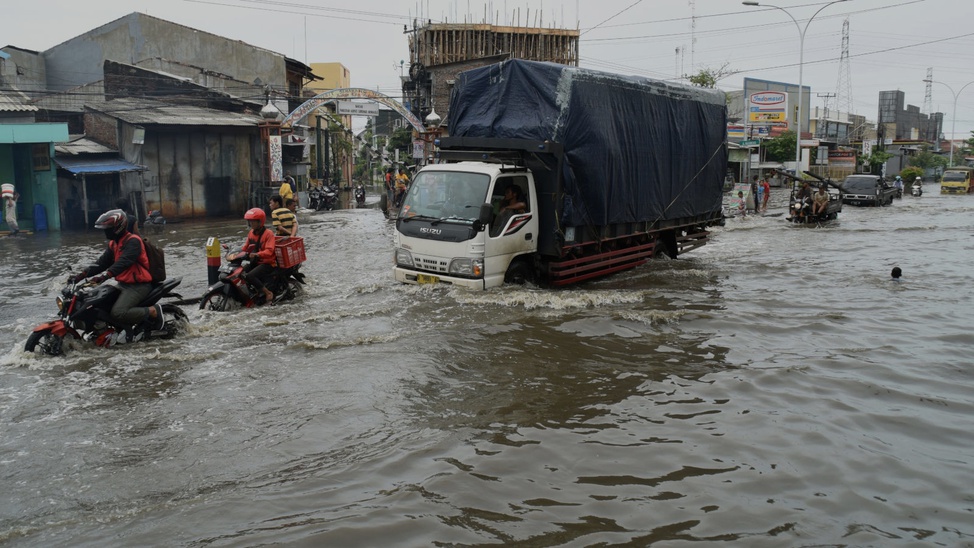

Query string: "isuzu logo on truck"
[[420, 227, 442, 235]]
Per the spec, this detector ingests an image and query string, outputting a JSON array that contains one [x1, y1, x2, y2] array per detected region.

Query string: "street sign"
[[337, 100, 379, 117], [740, 139, 760, 147]]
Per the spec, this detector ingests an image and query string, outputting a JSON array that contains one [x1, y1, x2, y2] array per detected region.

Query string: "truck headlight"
[[449, 257, 484, 277], [395, 249, 414, 267]]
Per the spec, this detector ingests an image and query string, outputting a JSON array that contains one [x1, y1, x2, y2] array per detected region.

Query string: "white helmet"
[[915, 176, 922, 181]]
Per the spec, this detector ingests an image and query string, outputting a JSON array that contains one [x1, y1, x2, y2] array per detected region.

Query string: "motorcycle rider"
[[240, 208, 276, 304], [67, 209, 163, 337], [894, 175, 904, 194], [912, 176, 923, 195]]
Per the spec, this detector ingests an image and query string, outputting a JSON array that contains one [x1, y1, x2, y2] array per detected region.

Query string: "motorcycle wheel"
[[25, 328, 65, 356], [285, 279, 303, 300], [160, 305, 190, 338], [200, 292, 240, 312]]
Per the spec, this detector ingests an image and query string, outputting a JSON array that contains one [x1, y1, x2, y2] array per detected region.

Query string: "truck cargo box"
[[447, 59, 727, 228]]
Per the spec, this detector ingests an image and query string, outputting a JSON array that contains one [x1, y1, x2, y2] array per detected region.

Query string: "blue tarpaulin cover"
[[55, 157, 146, 175], [448, 59, 727, 227]]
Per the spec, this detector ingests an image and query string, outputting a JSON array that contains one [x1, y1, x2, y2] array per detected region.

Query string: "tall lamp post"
[[743, 0, 849, 174], [923, 78, 974, 167]]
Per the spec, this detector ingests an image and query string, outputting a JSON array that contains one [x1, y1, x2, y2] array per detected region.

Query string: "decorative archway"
[[282, 88, 426, 134]]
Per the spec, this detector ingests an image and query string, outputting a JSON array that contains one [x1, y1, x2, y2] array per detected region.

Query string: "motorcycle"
[[911, 184, 923, 197], [308, 185, 324, 211], [146, 209, 166, 226], [199, 243, 306, 311], [789, 195, 811, 221], [354, 184, 366, 206], [25, 277, 189, 355], [308, 184, 339, 211]]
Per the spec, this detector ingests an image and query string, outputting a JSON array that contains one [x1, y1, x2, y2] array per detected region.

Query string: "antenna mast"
[[834, 18, 854, 118]]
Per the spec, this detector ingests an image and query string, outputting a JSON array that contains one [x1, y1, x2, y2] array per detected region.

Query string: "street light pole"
[[923, 78, 974, 166], [743, 0, 848, 174]]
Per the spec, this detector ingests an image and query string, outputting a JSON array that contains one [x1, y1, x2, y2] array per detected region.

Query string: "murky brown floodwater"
[[1, 187, 972, 546]]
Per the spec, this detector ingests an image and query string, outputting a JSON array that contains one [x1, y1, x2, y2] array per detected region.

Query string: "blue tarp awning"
[[55, 156, 147, 175]]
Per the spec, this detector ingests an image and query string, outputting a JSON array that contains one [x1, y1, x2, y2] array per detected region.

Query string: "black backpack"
[[142, 236, 166, 282]]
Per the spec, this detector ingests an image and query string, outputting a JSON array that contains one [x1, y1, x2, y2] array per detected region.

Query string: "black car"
[[841, 175, 897, 207]]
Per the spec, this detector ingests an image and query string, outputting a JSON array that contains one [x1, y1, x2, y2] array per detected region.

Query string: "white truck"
[[392, 60, 727, 289]]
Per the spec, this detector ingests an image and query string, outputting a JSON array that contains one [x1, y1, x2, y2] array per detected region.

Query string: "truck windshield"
[[843, 176, 879, 192], [942, 172, 969, 182], [399, 170, 490, 222]]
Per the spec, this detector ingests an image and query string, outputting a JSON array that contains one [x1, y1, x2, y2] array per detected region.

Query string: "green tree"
[[859, 150, 893, 175], [899, 166, 923, 181], [961, 130, 974, 159], [686, 63, 732, 89], [386, 126, 413, 164], [909, 144, 947, 171], [762, 130, 796, 162]]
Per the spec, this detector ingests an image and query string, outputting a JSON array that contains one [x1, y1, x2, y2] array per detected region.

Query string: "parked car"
[[841, 174, 897, 207]]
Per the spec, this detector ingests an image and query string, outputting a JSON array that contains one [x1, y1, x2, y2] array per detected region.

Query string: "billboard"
[[748, 91, 788, 124]]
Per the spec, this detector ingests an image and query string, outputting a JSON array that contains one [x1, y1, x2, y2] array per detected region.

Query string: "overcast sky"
[[3, 0, 974, 139]]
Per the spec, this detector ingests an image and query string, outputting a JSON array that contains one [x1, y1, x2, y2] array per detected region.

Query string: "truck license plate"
[[417, 274, 439, 284]]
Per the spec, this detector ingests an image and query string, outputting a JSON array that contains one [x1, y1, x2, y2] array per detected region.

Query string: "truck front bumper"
[[394, 267, 490, 290]]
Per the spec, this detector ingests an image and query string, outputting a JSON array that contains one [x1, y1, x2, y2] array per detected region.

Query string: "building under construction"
[[402, 21, 579, 135]]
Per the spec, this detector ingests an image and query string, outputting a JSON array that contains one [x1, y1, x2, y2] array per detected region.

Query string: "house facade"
[[6, 12, 321, 228]]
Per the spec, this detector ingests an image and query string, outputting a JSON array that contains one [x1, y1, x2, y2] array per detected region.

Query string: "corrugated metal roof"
[[0, 89, 39, 112], [55, 136, 117, 155], [55, 156, 147, 175], [86, 98, 263, 127]]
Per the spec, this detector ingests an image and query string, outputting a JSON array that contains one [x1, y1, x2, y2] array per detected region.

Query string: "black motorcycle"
[[308, 185, 324, 211], [199, 244, 306, 311], [25, 278, 189, 355], [308, 184, 338, 211], [354, 184, 366, 206]]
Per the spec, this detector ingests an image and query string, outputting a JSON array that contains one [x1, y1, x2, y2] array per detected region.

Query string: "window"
[[31, 143, 51, 172]]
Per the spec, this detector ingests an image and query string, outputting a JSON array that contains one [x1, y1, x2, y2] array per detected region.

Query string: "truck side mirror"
[[474, 203, 493, 232]]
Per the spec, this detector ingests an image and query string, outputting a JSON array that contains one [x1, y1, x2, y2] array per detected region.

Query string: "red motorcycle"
[[199, 239, 306, 311], [25, 278, 189, 355]]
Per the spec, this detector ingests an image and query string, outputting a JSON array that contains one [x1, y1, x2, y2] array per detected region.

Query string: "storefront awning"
[[55, 156, 147, 175]]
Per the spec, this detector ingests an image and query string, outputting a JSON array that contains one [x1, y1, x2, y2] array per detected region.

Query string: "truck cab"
[[841, 174, 896, 206], [393, 162, 539, 289], [940, 167, 974, 194]]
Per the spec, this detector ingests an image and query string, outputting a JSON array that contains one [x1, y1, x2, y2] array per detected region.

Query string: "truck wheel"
[[655, 232, 678, 259], [504, 259, 535, 285]]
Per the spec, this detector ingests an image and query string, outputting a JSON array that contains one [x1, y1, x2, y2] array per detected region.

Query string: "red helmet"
[[94, 208, 128, 240], [244, 208, 266, 223]]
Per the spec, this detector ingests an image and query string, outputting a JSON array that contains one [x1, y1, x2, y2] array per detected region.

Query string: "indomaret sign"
[[748, 91, 789, 125]]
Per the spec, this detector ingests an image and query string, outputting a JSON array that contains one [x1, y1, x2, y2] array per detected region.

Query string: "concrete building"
[[877, 90, 943, 143], [3, 12, 322, 226], [0, 48, 69, 233], [304, 63, 355, 188], [403, 22, 580, 133]]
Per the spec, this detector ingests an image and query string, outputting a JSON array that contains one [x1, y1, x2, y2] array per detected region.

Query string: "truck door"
[[487, 175, 536, 255]]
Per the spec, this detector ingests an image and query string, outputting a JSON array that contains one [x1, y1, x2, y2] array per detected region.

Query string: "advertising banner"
[[748, 91, 789, 126]]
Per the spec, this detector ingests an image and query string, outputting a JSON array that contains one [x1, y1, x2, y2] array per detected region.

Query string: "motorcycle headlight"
[[56, 296, 64, 311], [395, 248, 414, 268], [448, 258, 484, 277]]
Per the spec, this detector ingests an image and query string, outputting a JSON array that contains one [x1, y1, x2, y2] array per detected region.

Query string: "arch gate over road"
[[282, 88, 426, 134]]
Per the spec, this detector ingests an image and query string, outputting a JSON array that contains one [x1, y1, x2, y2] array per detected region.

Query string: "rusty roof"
[[85, 98, 264, 127], [55, 135, 117, 155]]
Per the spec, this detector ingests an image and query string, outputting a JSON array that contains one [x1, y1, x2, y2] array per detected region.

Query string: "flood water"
[[1, 187, 972, 547]]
